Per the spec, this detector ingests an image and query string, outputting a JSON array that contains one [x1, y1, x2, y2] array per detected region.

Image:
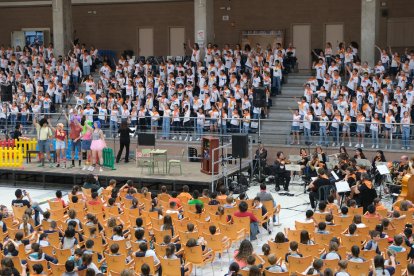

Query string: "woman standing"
[[401, 111, 411, 150], [89, 121, 106, 172], [34, 117, 53, 168], [51, 123, 67, 168], [80, 117, 93, 171], [116, 121, 134, 163]]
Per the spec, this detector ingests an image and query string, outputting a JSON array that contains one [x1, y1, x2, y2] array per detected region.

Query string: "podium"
[[200, 136, 219, 175]]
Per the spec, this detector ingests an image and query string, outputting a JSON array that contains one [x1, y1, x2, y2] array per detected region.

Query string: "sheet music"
[[285, 164, 301, 172], [331, 171, 339, 180], [377, 164, 390, 175], [335, 181, 351, 193], [289, 155, 301, 162]]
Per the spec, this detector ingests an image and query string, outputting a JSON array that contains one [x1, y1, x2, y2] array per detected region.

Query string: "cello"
[[397, 174, 414, 202]]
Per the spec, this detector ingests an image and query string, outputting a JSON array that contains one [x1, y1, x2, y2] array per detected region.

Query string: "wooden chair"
[[49, 262, 67, 276], [286, 228, 301, 242], [268, 241, 289, 260], [48, 200, 66, 210], [362, 216, 381, 230], [219, 222, 245, 244], [12, 206, 28, 222], [333, 215, 353, 231], [312, 212, 327, 223], [360, 249, 378, 261], [395, 251, 408, 270], [150, 217, 164, 230], [209, 213, 229, 225], [313, 233, 333, 250], [159, 258, 192, 276], [323, 259, 339, 270], [11, 256, 22, 274], [195, 220, 213, 234], [54, 247, 72, 264], [348, 207, 363, 216], [183, 245, 215, 275], [356, 227, 370, 239], [287, 255, 313, 275], [153, 228, 175, 243], [340, 234, 365, 250], [153, 242, 168, 258], [295, 221, 315, 233], [27, 259, 49, 275], [347, 260, 371, 276], [86, 203, 104, 214], [105, 254, 133, 273], [178, 230, 199, 245], [392, 218, 406, 233], [263, 271, 289, 276], [133, 255, 158, 275], [47, 231, 62, 248], [41, 245, 54, 257], [203, 232, 231, 263], [326, 224, 342, 237], [298, 244, 321, 258], [49, 208, 68, 221], [106, 239, 131, 256]]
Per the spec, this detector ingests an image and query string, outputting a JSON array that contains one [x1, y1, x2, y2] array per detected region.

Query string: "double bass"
[[398, 174, 414, 202]]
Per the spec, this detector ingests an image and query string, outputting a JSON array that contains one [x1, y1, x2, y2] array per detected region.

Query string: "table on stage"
[[150, 149, 168, 174]]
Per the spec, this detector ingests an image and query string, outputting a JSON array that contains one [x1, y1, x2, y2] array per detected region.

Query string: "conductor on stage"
[[273, 151, 291, 192]]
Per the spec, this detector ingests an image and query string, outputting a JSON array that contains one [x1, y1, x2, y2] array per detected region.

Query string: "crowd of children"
[[292, 43, 414, 150]]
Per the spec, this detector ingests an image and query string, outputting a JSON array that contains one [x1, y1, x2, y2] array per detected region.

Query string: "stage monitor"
[[138, 133, 155, 146]]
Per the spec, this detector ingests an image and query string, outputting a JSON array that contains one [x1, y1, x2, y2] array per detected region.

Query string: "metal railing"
[[2, 112, 414, 151]]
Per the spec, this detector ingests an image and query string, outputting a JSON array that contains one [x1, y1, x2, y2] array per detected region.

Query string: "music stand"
[[336, 180, 351, 207], [376, 164, 390, 199], [286, 164, 305, 193]]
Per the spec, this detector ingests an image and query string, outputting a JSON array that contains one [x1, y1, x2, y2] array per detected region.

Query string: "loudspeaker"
[[253, 87, 266, 108], [232, 134, 248, 159], [0, 85, 12, 102], [138, 133, 155, 146]]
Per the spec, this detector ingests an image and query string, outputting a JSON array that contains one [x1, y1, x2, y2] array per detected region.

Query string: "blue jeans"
[[162, 117, 171, 138], [83, 65, 91, 76], [10, 114, 17, 127], [250, 222, 259, 241], [31, 202, 44, 226], [319, 126, 328, 145], [272, 76, 281, 94], [304, 128, 311, 144], [196, 124, 203, 138], [21, 115, 27, 127], [331, 126, 339, 144], [403, 127, 410, 148], [243, 124, 249, 133], [110, 120, 118, 137], [221, 123, 227, 135], [371, 129, 379, 146]]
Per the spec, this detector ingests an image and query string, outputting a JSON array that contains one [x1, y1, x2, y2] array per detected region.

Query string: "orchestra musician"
[[307, 168, 332, 209], [255, 142, 268, 167], [390, 155, 409, 194], [273, 151, 291, 192]]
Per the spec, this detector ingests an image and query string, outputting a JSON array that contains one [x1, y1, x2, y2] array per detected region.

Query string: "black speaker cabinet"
[[0, 85, 12, 102], [138, 133, 155, 146], [253, 87, 266, 108], [232, 134, 248, 159]]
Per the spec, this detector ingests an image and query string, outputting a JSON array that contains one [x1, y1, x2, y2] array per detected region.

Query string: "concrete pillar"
[[194, 0, 214, 48], [53, 0, 73, 57], [361, 0, 379, 66]]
